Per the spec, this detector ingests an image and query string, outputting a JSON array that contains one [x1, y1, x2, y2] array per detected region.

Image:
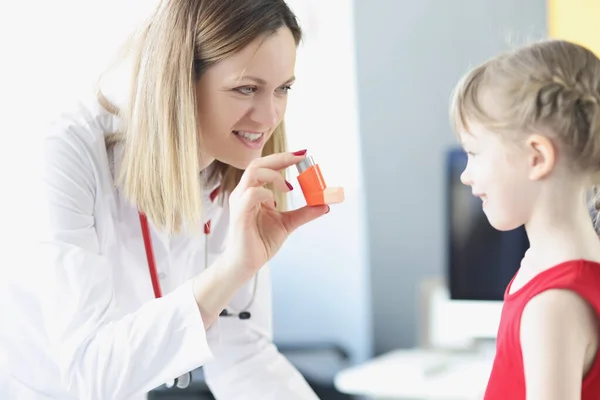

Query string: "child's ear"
[[525, 133, 555, 181]]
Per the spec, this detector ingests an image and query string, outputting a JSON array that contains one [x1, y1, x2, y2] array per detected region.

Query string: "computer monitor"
[[446, 148, 529, 301]]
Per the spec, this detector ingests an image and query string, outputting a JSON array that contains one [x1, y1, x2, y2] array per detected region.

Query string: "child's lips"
[[474, 193, 487, 206]]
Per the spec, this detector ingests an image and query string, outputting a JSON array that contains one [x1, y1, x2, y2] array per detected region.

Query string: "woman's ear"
[[525, 133, 556, 181]]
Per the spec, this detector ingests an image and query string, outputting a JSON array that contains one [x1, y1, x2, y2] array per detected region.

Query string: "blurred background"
[[0, 0, 598, 399]]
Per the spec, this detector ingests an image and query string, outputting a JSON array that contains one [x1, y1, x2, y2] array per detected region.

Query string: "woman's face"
[[196, 27, 297, 170]]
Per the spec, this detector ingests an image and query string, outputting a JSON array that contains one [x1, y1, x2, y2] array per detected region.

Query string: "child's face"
[[459, 122, 538, 231]]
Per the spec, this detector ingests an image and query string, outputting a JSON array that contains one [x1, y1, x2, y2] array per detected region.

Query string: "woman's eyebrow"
[[236, 75, 296, 85]]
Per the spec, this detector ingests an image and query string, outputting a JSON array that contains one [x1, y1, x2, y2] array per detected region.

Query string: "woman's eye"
[[234, 85, 292, 95], [235, 86, 257, 95]]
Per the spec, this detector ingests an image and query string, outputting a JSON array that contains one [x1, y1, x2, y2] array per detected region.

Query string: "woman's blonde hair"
[[100, 0, 302, 234], [450, 39, 600, 228]]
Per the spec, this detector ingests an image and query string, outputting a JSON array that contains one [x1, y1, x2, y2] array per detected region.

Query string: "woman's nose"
[[250, 97, 279, 127]]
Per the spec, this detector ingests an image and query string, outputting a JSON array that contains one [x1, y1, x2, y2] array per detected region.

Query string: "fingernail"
[[293, 149, 307, 156], [285, 180, 294, 191], [325, 205, 331, 214]]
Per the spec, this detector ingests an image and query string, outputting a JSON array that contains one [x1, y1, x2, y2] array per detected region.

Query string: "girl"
[[451, 39, 600, 400]]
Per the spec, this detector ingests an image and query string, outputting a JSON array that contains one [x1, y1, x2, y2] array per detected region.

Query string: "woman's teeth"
[[234, 131, 263, 142]]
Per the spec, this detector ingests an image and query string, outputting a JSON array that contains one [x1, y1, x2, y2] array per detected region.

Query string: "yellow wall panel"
[[548, 0, 600, 56]]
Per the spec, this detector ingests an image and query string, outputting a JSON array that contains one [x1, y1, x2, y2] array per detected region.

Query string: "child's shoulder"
[[519, 284, 599, 394], [519, 260, 600, 354], [528, 259, 600, 295], [509, 259, 600, 333]]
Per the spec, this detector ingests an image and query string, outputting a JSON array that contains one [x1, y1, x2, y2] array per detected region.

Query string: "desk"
[[334, 348, 494, 400]]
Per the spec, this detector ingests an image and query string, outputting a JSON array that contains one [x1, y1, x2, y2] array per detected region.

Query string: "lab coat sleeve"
[[37, 131, 214, 400], [202, 264, 319, 399]]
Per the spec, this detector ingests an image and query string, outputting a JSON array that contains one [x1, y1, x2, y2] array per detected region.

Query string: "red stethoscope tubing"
[[137, 186, 218, 300], [139, 212, 163, 298], [136, 186, 257, 323]]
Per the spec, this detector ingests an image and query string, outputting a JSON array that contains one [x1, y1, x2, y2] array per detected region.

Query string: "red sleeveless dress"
[[484, 260, 600, 399]]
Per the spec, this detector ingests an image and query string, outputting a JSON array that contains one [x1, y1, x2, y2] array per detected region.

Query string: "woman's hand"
[[223, 150, 330, 281], [192, 150, 328, 327]]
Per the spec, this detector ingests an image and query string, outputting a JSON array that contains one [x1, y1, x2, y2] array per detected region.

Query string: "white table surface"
[[334, 347, 494, 400]]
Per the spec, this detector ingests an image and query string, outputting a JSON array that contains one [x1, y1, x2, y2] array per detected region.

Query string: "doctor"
[[0, 0, 329, 399]]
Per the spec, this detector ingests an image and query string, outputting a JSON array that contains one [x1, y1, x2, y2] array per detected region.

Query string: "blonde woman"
[[0, 0, 329, 399]]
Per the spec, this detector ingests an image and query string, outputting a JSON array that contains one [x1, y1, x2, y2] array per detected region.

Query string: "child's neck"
[[524, 191, 600, 274]]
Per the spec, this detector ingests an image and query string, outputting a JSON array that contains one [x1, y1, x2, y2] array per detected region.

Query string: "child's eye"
[[234, 86, 257, 95]]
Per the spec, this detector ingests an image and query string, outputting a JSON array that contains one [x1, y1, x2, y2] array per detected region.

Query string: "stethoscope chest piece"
[[165, 371, 192, 389], [219, 309, 252, 320]]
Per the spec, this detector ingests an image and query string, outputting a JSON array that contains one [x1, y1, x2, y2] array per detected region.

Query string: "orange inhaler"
[[294, 155, 344, 206]]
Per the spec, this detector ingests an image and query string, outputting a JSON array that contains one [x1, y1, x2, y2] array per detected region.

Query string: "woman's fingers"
[[238, 186, 276, 211], [248, 150, 307, 172], [280, 204, 330, 233], [238, 166, 291, 194], [230, 150, 306, 210]]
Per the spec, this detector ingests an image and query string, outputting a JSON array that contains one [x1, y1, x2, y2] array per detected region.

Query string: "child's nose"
[[460, 169, 472, 186]]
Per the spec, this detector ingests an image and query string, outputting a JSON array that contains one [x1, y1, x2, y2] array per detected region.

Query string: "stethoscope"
[[138, 186, 258, 389]]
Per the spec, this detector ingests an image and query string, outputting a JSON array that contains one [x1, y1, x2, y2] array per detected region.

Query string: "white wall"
[[272, 0, 373, 364], [0, 0, 157, 284]]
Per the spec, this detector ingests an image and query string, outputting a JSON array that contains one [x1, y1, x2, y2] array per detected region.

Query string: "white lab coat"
[[0, 82, 319, 399]]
